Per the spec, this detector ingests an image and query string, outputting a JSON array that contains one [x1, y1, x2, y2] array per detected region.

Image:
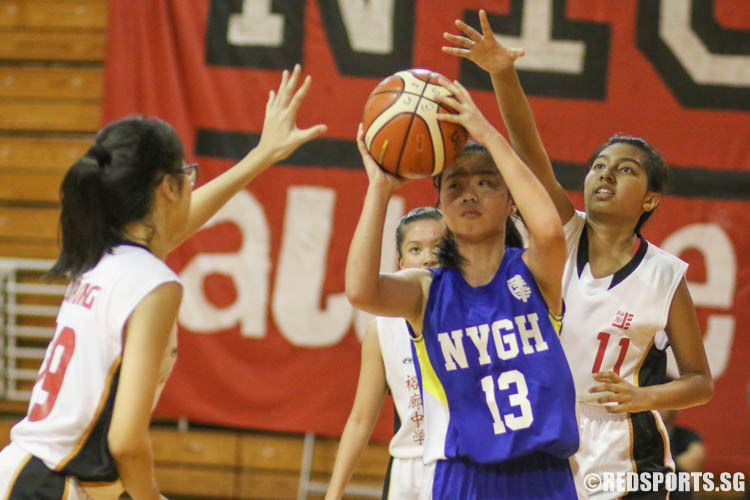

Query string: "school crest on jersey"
[[612, 310, 634, 330], [507, 274, 531, 303]]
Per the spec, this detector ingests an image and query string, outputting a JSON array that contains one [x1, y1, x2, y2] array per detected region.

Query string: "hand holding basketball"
[[356, 124, 409, 194], [256, 64, 328, 165], [434, 78, 499, 147], [362, 68, 468, 179], [442, 9, 525, 74]]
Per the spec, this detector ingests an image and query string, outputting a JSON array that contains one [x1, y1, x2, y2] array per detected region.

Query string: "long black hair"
[[432, 141, 523, 269], [49, 115, 185, 279], [586, 134, 668, 235]]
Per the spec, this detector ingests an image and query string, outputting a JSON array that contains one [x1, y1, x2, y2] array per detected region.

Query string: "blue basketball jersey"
[[410, 247, 579, 465]]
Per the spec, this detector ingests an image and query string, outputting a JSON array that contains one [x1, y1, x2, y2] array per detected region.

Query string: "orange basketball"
[[362, 68, 468, 179]]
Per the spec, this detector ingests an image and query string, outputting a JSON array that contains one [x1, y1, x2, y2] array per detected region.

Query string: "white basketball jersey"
[[377, 316, 424, 459], [11, 244, 180, 475], [560, 211, 687, 404]]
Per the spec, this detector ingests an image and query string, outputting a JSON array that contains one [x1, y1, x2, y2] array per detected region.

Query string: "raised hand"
[[356, 123, 409, 194], [434, 77, 499, 147], [442, 9, 524, 74], [256, 64, 327, 165]]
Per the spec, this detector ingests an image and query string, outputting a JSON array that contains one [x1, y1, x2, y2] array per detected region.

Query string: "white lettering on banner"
[[353, 196, 404, 341], [661, 223, 736, 378], [179, 191, 271, 337], [272, 186, 352, 347], [493, 0, 585, 74], [228, 0, 284, 47], [660, 0, 750, 86], [338, 0, 395, 54]]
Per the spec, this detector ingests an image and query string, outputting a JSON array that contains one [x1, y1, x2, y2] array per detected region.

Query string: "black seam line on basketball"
[[394, 74, 432, 177], [194, 130, 750, 201]]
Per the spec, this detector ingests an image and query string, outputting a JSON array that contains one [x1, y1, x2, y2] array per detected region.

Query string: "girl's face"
[[399, 218, 444, 270], [438, 154, 511, 242], [584, 143, 659, 222]]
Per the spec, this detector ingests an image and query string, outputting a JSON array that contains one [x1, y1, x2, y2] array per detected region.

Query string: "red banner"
[[103, 0, 749, 474]]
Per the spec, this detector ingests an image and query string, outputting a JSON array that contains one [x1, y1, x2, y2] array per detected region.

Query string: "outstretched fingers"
[[296, 123, 328, 144], [289, 74, 312, 115], [478, 9, 494, 37], [455, 18, 481, 41], [443, 31, 473, 49]]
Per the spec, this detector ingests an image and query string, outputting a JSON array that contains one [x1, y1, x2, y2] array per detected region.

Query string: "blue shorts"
[[427, 451, 577, 500]]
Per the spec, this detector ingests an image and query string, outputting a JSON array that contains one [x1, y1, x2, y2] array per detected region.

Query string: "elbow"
[[699, 376, 714, 405], [345, 279, 376, 311], [346, 288, 374, 312], [108, 429, 148, 464]]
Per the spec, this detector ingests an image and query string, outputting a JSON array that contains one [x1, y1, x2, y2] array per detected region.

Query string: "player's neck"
[[585, 219, 640, 277], [456, 237, 506, 287]]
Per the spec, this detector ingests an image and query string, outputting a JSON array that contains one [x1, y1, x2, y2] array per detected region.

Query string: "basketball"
[[362, 68, 468, 179]]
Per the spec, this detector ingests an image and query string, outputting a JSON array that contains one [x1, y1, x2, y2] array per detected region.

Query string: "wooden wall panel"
[[0, 32, 105, 61], [0, 67, 103, 100], [0, 136, 91, 170], [0, 101, 100, 132]]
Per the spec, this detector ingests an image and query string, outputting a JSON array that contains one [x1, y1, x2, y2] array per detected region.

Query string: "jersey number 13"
[[481, 369, 534, 434]]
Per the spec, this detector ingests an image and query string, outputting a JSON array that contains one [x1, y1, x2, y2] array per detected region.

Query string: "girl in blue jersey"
[[346, 79, 578, 499], [441, 10, 713, 499]]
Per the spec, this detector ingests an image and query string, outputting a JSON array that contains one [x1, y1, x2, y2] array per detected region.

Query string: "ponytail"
[[48, 116, 185, 279], [49, 148, 121, 278]]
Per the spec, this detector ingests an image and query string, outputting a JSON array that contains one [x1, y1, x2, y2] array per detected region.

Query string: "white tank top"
[[11, 244, 180, 474], [377, 316, 424, 459], [560, 211, 687, 405]]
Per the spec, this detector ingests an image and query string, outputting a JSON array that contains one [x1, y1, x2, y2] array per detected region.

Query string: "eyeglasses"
[[181, 163, 198, 187]]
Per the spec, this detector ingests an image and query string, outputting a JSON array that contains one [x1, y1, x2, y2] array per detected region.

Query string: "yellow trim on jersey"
[[62, 477, 71, 500], [411, 336, 448, 407], [548, 311, 563, 337], [55, 356, 122, 471], [3, 453, 31, 500], [632, 338, 655, 387]]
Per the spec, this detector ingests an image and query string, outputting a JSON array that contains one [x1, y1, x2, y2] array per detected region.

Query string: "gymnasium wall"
[[100, 0, 750, 476], [0, 0, 747, 487]]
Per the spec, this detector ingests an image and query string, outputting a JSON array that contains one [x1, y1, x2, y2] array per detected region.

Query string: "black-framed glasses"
[[181, 163, 198, 187]]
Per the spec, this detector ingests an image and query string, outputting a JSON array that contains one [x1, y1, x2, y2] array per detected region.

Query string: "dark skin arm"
[[590, 278, 713, 413]]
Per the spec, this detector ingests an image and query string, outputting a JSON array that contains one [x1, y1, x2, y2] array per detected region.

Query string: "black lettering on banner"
[[317, 0, 416, 78], [195, 130, 750, 201], [636, 0, 750, 110], [459, 0, 610, 100], [205, 0, 305, 69]]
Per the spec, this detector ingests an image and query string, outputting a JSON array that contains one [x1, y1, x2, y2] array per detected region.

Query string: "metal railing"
[[0, 258, 61, 401]]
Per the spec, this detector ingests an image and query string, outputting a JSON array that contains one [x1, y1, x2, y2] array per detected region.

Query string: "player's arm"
[[167, 65, 327, 251], [435, 80, 565, 315], [650, 278, 713, 408], [345, 125, 427, 322], [108, 282, 182, 500], [325, 321, 388, 500], [591, 279, 713, 413], [442, 9, 575, 223]]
